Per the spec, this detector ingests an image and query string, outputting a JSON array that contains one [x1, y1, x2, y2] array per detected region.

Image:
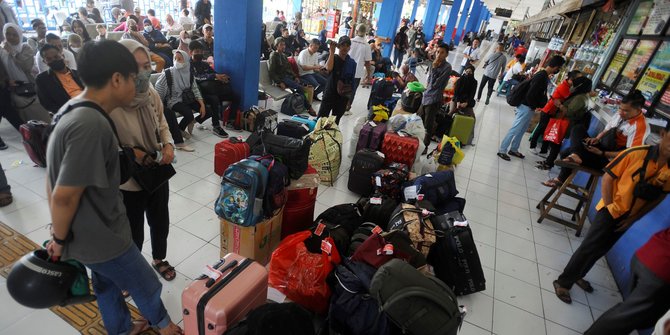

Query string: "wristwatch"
[[52, 235, 68, 245]]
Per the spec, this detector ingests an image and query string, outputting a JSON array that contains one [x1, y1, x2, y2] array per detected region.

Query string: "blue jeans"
[[85, 245, 171, 335], [393, 49, 405, 69], [300, 72, 327, 96], [499, 104, 534, 154], [0, 162, 9, 194]]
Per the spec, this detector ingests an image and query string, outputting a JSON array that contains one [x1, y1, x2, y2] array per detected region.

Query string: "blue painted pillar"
[[409, 0, 420, 22], [292, 0, 302, 20], [373, 3, 382, 20], [215, 0, 262, 111], [474, 5, 486, 34], [423, 0, 442, 41], [443, 0, 462, 43], [465, 0, 482, 36], [454, 0, 473, 44], [377, 0, 404, 58]]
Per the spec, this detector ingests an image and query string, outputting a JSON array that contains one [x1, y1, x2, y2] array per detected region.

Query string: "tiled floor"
[[0, 50, 626, 334]]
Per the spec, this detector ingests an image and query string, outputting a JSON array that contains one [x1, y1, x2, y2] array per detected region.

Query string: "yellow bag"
[[435, 135, 465, 168]]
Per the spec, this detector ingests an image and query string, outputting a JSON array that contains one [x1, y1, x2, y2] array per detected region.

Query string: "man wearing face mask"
[[36, 44, 84, 114], [142, 18, 173, 68], [34, 33, 77, 74]]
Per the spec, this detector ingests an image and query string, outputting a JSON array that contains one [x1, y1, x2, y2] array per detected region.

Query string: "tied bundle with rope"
[[308, 116, 342, 186]]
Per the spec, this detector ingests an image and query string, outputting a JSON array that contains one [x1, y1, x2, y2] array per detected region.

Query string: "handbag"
[[13, 82, 36, 97], [543, 118, 569, 144], [181, 88, 197, 105], [133, 163, 176, 193], [337, 80, 353, 99]]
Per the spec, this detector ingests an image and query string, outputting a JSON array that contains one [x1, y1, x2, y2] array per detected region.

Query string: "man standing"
[[45, 40, 182, 335], [36, 44, 84, 114], [418, 42, 452, 154], [476, 42, 507, 105], [318, 37, 356, 124], [497, 55, 565, 161], [194, 0, 211, 29], [347, 24, 372, 109], [297, 39, 327, 101], [459, 37, 481, 73], [553, 124, 670, 307]]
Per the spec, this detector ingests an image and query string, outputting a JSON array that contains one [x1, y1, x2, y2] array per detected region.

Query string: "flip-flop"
[[497, 152, 511, 161], [553, 280, 572, 304], [576, 279, 594, 293], [542, 178, 562, 188], [562, 154, 582, 165], [508, 151, 525, 159]]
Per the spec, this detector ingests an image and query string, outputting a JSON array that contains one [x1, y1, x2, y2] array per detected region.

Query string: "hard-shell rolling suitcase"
[[448, 114, 475, 146], [277, 120, 310, 139], [20, 121, 49, 168], [355, 121, 387, 153], [428, 213, 486, 296], [182, 253, 268, 335], [380, 132, 419, 170], [290, 115, 317, 132], [348, 149, 385, 196], [282, 164, 319, 238], [214, 137, 251, 176]]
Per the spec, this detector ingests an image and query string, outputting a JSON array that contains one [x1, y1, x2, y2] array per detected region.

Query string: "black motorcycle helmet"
[[6, 250, 80, 308]]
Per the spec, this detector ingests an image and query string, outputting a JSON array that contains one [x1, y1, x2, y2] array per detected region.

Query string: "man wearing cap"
[[318, 36, 357, 124], [142, 18, 173, 67], [134, 7, 145, 23], [347, 23, 372, 112], [198, 24, 214, 59]]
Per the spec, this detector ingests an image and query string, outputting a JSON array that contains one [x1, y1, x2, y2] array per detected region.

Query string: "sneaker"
[[497, 152, 511, 161], [0, 138, 7, 150], [313, 95, 321, 102], [212, 126, 229, 138], [485, 97, 490, 105], [530, 147, 540, 155], [176, 143, 195, 152]]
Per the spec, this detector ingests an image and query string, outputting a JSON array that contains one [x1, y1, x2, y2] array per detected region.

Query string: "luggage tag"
[[371, 225, 383, 235], [196, 259, 226, 280], [377, 243, 394, 255], [404, 185, 418, 200], [370, 197, 383, 205], [375, 176, 382, 187], [301, 124, 310, 131], [321, 240, 333, 255], [376, 151, 385, 158], [314, 221, 326, 236], [453, 219, 468, 227], [421, 209, 434, 217], [398, 132, 406, 137], [368, 121, 377, 127]]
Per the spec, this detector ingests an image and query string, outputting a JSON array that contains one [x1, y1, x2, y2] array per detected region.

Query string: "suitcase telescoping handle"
[[205, 260, 239, 288]]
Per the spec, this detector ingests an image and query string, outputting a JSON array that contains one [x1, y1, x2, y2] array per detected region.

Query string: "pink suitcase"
[[182, 253, 268, 335]]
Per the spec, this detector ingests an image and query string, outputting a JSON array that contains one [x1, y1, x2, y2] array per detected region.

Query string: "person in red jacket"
[[514, 41, 527, 56], [584, 226, 670, 334]]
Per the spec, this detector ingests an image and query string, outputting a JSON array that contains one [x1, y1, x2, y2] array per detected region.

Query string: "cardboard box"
[[220, 211, 282, 265]]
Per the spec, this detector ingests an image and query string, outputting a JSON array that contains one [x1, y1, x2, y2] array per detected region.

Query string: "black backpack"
[[280, 91, 307, 116], [328, 261, 392, 335], [506, 77, 531, 107], [224, 302, 316, 335], [367, 79, 396, 109], [400, 90, 422, 113], [308, 203, 365, 256], [247, 130, 312, 180], [249, 155, 289, 219], [357, 195, 399, 230]]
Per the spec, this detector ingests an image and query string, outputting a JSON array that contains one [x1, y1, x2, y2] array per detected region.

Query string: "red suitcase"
[[281, 164, 319, 238], [381, 132, 419, 170], [182, 253, 268, 335], [214, 137, 250, 176]]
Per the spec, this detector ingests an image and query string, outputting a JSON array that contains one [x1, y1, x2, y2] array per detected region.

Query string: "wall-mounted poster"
[[627, 0, 655, 35], [615, 40, 659, 94], [636, 42, 670, 105], [657, 88, 670, 117], [602, 39, 637, 86], [642, 0, 670, 35]]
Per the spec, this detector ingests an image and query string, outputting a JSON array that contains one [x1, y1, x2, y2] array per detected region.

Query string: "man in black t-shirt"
[[318, 36, 357, 125]]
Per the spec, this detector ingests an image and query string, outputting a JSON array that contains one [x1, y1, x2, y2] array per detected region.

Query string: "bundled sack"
[[370, 259, 464, 335], [387, 203, 440, 257], [215, 159, 268, 226], [402, 170, 459, 209], [388, 114, 408, 133], [268, 231, 341, 315], [308, 116, 343, 186], [224, 302, 315, 335], [414, 149, 438, 175], [328, 261, 392, 335], [372, 163, 409, 201], [248, 155, 289, 218], [436, 135, 465, 167], [247, 130, 312, 180]]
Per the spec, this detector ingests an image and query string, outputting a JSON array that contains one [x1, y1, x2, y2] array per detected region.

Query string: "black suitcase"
[[277, 120, 310, 139], [348, 149, 385, 196], [428, 212, 486, 296]]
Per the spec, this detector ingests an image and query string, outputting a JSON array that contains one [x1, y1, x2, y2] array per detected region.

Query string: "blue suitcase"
[[290, 115, 317, 132], [215, 159, 269, 226]]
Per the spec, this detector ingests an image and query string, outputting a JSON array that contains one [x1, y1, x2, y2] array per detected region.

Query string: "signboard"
[[615, 40, 659, 94], [627, 0, 655, 35], [642, 0, 670, 35], [636, 41, 670, 105], [495, 8, 513, 18], [602, 39, 637, 87]]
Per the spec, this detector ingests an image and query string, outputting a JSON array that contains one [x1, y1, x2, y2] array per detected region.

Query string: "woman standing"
[[111, 39, 177, 281], [393, 26, 409, 69], [155, 49, 211, 141]]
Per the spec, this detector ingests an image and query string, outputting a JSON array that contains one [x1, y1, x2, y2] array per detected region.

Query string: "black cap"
[[337, 35, 351, 46]]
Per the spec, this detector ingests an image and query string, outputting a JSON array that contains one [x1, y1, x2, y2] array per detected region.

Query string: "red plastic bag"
[[543, 118, 570, 144], [268, 231, 341, 315]]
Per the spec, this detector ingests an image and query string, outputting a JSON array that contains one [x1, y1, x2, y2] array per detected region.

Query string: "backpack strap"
[[165, 69, 173, 98], [55, 101, 123, 148]]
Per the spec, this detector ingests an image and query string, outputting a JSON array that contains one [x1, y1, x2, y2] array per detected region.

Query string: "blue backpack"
[[249, 155, 290, 219], [215, 159, 268, 226]]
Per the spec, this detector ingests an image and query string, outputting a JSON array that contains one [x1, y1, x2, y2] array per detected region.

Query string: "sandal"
[[497, 152, 511, 161], [576, 278, 594, 293], [562, 154, 582, 165], [542, 178, 562, 188], [508, 151, 525, 159], [153, 260, 176, 281], [129, 319, 149, 335], [553, 280, 572, 304]]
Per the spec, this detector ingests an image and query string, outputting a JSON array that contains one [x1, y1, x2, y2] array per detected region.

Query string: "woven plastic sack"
[[309, 116, 343, 186], [388, 114, 408, 133]]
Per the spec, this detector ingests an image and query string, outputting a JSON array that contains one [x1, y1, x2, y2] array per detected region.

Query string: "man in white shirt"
[[348, 23, 372, 106], [34, 34, 77, 74], [179, 9, 194, 27], [459, 37, 480, 74], [297, 39, 327, 100]]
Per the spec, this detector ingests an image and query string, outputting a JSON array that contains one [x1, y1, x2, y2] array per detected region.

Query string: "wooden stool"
[[536, 161, 603, 236]]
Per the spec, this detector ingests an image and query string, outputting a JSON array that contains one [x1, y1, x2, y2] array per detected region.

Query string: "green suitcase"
[[448, 114, 475, 145]]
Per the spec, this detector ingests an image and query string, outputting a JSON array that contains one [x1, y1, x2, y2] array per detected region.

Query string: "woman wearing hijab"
[[178, 30, 191, 54], [70, 19, 92, 43], [67, 33, 84, 57], [293, 29, 309, 54], [0, 23, 50, 123], [155, 49, 212, 141], [536, 76, 593, 171], [272, 22, 285, 39], [121, 19, 167, 72], [261, 23, 271, 60], [110, 39, 178, 282]]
